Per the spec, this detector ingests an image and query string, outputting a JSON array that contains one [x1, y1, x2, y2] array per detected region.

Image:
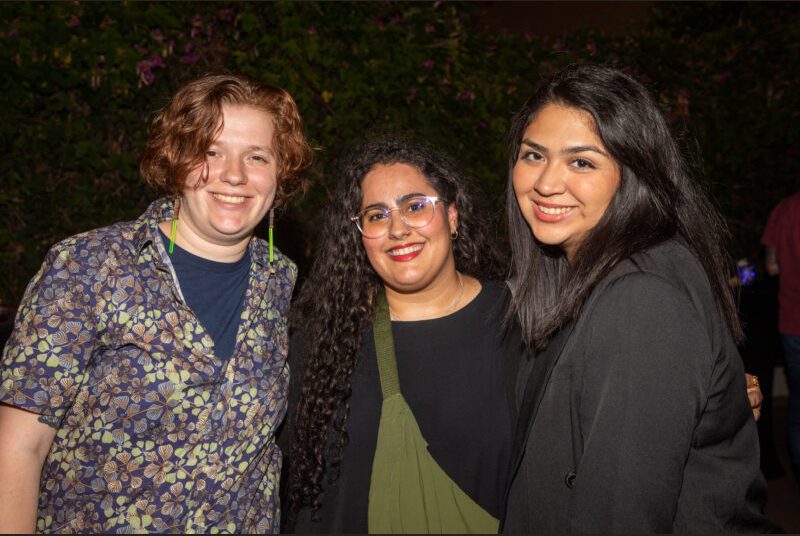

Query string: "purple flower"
[[149, 54, 166, 68], [423, 59, 434, 70], [67, 15, 80, 28], [390, 14, 403, 25], [182, 53, 200, 65], [184, 42, 195, 54], [373, 17, 385, 29], [136, 60, 156, 86], [586, 42, 597, 54], [192, 14, 203, 26], [308, 26, 317, 36], [425, 23, 435, 34], [405, 88, 417, 103], [8, 28, 19, 37]]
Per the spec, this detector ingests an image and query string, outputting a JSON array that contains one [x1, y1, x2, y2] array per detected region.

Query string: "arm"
[[764, 246, 779, 276], [569, 274, 726, 532], [0, 403, 56, 533], [746, 372, 763, 421]]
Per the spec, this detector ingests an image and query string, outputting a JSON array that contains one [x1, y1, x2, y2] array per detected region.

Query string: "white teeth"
[[388, 244, 423, 256], [538, 204, 572, 215], [213, 193, 246, 204]]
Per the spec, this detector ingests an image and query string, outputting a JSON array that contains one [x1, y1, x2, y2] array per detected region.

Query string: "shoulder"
[[45, 207, 148, 263], [584, 241, 709, 332], [31, 218, 145, 294], [602, 240, 708, 300], [477, 279, 510, 301], [766, 192, 800, 225]]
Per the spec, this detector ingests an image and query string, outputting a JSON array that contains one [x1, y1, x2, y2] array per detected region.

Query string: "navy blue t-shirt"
[[160, 230, 250, 360]]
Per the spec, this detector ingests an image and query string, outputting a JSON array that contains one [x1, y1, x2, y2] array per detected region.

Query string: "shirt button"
[[564, 471, 577, 489]]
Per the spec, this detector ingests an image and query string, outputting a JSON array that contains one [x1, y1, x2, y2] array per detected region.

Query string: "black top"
[[504, 240, 779, 533], [285, 280, 521, 533], [159, 230, 250, 360]]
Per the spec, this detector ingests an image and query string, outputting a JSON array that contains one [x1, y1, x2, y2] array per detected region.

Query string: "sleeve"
[[568, 272, 713, 533], [761, 201, 784, 247], [0, 242, 99, 428]]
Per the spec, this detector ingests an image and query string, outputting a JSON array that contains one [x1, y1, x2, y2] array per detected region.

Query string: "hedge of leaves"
[[1, 1, 798, 304]]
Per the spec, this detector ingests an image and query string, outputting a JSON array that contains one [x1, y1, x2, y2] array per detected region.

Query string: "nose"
[[533, 164, 565, 197], [387, 208, 411, 239], [221, 157, 246, 186]]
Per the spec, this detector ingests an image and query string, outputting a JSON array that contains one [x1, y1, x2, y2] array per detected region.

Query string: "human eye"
[[520, 150, 544, 162], [249, 153, 270, 164], [366, 208, 389, 222], [206, 149, 218, 158], [571, 157, 596, 170], [405, 198, 429, 213]]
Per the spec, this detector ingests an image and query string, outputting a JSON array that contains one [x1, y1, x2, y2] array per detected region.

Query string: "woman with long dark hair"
[[503, 64, 776, 532], [281, 135, 519, 533]]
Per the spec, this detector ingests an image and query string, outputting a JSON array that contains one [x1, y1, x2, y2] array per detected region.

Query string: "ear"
[[447, 203, 458, 235]]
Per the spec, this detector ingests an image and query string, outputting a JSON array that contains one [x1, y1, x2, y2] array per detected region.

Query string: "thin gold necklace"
[[389, 271, 464, 321]]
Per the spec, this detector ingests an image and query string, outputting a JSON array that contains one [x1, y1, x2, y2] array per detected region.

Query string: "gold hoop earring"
[[450, 230, 458, 240]]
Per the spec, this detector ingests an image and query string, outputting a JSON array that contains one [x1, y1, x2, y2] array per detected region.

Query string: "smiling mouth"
[[537, 204, 573, 215], [213, 193, 247, 204], [388, 244, 423, 257]]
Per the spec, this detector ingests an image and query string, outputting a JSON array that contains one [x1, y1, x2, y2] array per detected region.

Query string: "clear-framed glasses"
[[350, 195, 440, 238]]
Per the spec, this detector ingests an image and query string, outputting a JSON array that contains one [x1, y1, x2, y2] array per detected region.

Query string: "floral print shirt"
[[0, 198, 296, 533]]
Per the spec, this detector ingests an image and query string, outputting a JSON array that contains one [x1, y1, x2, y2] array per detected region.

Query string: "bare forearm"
[[0, 451, 42, 533], [0, 404, 55, 534], [765, 246, 779, 276]]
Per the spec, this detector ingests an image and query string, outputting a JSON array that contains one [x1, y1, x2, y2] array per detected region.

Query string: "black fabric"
[[503, 240, 780, 534], [283, 280, 520, 534], [159, 230, 250, 361]]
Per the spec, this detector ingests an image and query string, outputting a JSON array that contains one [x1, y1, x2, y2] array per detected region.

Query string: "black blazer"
[[503, 240, 778, 533]]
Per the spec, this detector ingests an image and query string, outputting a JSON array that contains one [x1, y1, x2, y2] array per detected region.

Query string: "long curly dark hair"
[[283, 134, 502, 525]]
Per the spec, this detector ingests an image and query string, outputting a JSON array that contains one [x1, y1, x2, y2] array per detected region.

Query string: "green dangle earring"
[[268, 208, 274, 263], [169, 197, 181, 255]]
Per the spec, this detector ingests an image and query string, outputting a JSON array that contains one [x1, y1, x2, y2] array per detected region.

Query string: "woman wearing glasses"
[[281, 135, 520, 533]]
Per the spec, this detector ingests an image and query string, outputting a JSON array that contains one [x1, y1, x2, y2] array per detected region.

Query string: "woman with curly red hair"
[[0, 73, 311, 533]]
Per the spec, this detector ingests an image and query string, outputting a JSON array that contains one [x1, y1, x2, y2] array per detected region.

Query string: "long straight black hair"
[[505, 64, 743, 350]]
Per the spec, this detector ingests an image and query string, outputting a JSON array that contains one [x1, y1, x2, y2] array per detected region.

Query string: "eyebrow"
[[209, 141, 275, 154], [361, 192, 430, 211], [521, 139, 609, 158]]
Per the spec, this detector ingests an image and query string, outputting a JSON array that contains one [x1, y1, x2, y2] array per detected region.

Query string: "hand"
[[746, 373, 763, 422]]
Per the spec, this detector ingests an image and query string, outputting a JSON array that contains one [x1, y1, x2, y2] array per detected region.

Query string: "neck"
[[158, 220, 250, 263], [386, 268, 465, 321]]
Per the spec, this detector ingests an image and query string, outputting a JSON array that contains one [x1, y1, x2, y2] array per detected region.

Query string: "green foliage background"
[[1, 1, 799, 305]]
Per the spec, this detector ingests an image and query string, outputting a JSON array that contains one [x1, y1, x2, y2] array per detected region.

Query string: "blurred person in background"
[[763, 191, 800, 491]]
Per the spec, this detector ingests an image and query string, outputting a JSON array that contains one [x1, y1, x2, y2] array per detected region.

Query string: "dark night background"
[[2, 1, 799, 306], [1, 1, 799, 528]]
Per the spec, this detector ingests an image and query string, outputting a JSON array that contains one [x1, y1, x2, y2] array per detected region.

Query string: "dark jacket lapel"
[[500, 322, 574, 527]]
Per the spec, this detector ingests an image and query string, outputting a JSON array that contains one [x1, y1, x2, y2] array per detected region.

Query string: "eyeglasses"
[[351, 195, 440, 238]]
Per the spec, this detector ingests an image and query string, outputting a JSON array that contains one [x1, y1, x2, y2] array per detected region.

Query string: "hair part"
[[283, 134, 501, 526], [140, 73, 312, 208], [505, 63, 743, 350]]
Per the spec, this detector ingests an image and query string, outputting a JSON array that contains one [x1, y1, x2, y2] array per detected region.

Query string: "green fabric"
[[367, 291, 500, 534]]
